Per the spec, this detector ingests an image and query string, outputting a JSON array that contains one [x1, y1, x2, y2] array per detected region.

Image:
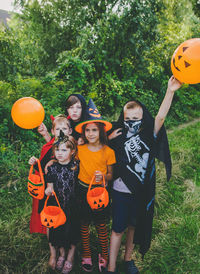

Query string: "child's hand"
[[168, 75, 182, 92], [38, 123, 48, 136], [45, 186, 54, 196], [77, 137, 84, 145], [96, 172, 108, 187], [28, 156, 38, 165], [44, 159, 55, 174], [95, 170, 103, 183], [108, 128, 122, 140]]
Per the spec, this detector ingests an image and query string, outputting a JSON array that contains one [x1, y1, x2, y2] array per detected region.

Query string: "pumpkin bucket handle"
[[88, 175, 106, 193], [29, 159, 45, 185], [44, 191, 62, 209]]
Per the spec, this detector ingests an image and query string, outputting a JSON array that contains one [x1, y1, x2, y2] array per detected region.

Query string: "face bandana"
[[124, 120, 142, 136]]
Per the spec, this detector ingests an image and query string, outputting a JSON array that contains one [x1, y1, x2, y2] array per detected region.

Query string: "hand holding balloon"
[[167, 76, 182, 93]]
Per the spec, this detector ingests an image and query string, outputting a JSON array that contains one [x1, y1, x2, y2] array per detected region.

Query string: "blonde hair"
[[52, 114, 71, 130], [123, 101, 142, 112]]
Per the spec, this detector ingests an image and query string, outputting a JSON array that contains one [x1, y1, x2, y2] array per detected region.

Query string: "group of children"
[[28, 76, 182, 274]]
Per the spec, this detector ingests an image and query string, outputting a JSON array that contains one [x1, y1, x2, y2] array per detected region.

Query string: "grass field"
[[0, 121, 200, 274]]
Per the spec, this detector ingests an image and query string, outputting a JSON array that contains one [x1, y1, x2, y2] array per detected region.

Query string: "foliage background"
[[0, 0, 200, 273]]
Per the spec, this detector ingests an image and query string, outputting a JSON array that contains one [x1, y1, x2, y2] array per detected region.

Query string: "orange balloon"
[[11, 97, 45, 129], [171, 38, 200, 84]]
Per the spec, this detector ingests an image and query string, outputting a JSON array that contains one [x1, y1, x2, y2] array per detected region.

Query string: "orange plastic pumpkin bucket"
[[40, 191, 66, 228], [87, 176, 109, 211], [28, 159, 45, 200]]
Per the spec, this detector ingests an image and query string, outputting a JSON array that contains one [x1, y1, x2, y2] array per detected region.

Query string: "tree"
[[0, 27, 20, 81]]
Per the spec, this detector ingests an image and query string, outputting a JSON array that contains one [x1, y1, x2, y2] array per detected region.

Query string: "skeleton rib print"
[[124, 135, 150, 182]]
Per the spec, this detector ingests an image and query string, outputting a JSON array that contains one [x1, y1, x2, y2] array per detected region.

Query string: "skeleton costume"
[[109, 99, 171, 257]]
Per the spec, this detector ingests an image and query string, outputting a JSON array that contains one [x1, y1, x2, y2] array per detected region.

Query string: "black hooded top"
[[65, 94, 87, 140], [109, 99, 172, 257]]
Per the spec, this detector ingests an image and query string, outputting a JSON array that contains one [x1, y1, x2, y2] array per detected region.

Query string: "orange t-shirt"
[[77, 144, 116, 185]]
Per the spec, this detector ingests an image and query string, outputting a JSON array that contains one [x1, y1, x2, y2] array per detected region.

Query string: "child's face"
[[85, 123, 100, 145], [54, 143, 74, 164], [124, 107, 143, 121], [67, 101, 82, 122], [52, 121, 72, 137]]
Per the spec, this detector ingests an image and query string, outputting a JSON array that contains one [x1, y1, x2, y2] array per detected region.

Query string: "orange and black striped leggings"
[[80, 222, 108, 261]]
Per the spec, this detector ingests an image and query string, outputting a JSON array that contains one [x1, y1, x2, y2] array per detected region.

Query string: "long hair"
[[82, 122, 108, 145]]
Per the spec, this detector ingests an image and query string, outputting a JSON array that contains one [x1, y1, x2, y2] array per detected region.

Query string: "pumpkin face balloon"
[[171, 38, 200, 84]]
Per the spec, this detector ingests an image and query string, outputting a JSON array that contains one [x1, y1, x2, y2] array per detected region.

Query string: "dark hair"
[[65, 94, 87, 124], [82, 122, 108, 145], [65, 95, 80, 110]]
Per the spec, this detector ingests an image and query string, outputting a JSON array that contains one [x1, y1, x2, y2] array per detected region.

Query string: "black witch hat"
[[75, 99, 112, 133]]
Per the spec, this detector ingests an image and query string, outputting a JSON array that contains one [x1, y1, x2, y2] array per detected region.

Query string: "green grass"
[[0, 122, 200, 273], [135, 121, 200, 274]]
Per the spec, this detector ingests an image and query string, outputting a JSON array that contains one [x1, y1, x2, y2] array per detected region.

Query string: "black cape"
[[109, 99, 171, 257]]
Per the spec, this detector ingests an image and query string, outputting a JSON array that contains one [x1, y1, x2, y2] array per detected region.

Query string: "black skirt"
[[48, 197, 80, 248]]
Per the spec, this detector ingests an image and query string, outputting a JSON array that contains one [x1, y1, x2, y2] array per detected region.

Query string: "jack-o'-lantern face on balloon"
[[171, 38, 200, 84]]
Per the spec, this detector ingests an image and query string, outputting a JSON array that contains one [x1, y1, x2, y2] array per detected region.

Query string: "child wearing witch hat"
[[75, 99, 116, 272]]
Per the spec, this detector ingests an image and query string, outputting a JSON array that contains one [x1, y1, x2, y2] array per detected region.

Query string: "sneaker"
[[124, 260, 139, 274]]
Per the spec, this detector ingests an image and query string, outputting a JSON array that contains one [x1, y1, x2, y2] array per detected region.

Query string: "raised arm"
[[154, 76, 182, 135], [38, 123, 51, 142]]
